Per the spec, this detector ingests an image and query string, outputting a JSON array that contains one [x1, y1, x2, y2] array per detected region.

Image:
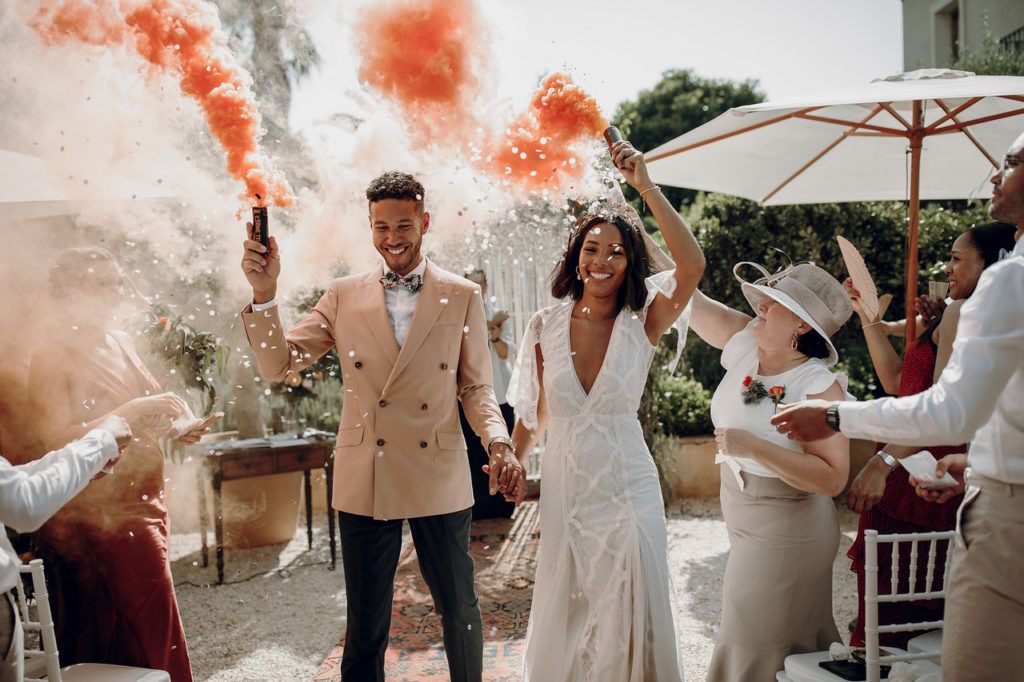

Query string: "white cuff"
[[252, 297, 278, 312]]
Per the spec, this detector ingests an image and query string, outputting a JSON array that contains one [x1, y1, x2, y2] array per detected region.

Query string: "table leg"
[[198, 465, 209, 568], [213, 472, 225, 585], [304, 469, 314, 549], [326, 462, 336, 570]]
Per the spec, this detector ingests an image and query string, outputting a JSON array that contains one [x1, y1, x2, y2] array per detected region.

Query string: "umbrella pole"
[[905, 102, 923, 347]]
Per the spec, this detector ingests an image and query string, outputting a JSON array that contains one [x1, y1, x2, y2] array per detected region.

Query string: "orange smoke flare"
[[31, 0, 293, 207], [353, 0, 486, 139], [482, 73, 608, 191]]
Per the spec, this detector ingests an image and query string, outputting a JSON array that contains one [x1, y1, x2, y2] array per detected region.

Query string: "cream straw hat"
[[735, 261, 853, 367]]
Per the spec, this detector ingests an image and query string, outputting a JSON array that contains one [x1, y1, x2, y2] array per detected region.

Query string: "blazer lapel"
[[358, 268, 401, 366], [386, 261, 452, 387]]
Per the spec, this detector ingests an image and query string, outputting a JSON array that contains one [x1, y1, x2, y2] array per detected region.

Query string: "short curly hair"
[[365, 171, 425, 211]]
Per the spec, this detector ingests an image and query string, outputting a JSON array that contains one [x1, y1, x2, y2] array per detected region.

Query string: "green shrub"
[[648, 372, 714, 438]]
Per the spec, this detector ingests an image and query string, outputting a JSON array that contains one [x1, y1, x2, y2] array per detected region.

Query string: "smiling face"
[[750, 298, 810, 351], [577, 222, 628, 296], [370, 198, 430, 275], [990, 133, 1024, 238], [945, 231, 986, 300]]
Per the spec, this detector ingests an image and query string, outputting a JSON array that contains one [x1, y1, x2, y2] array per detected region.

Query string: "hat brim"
[[741, 282, 840, 366]]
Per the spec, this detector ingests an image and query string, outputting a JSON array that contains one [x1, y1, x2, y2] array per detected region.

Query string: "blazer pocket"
[[436, 429, 465, 450], [337, 425, 364, 447]]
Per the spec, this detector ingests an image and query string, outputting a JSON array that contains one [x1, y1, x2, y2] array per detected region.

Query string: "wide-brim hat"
[[735, 261, 853, 367]]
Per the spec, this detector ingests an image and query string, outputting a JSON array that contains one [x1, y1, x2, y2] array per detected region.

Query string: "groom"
[[240, 171, 526, 681]]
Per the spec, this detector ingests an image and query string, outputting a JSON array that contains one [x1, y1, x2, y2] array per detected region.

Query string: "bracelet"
[[639, 185, 660, 212], [862, 321, 884, 329]]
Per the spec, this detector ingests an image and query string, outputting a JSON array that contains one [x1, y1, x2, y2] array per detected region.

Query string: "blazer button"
[[378, 399, 387, 407], [354, 361, 362, 368], [376, 439, 385, 446], [421, 403, 428, 411], [420, 441, 428, 448], [440, 362, 448, 370]]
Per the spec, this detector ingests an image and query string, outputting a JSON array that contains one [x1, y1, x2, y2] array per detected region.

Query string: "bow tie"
[[380, 271, 423, 293]]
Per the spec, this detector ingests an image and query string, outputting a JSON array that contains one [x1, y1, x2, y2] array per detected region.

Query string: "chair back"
[[863, 528, 956, 682], [17, 558, 63, 682]]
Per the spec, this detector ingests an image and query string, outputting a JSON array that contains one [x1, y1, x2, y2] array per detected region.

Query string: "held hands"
[[481, 443, 528, 505], [241, 221, 281, 302], [910, 453, 968, 504], [610, 140, 652, 192]]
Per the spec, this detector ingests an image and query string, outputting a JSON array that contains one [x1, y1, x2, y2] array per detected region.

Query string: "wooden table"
[[197, 436, 336, 584]]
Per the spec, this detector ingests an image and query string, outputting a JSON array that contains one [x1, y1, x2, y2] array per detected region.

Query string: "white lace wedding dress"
[[509, 271, 688, 682]]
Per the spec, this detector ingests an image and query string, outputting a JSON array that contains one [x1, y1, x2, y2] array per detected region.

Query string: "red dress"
[[31, 334, 193, 681], [847, 338, 965, 648]]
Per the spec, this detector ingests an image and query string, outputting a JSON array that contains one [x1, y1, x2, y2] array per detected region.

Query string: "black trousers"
[[338, 507, 482, 682], [460, 402, 516, 520]]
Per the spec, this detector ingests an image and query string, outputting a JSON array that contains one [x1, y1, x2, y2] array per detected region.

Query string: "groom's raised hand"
[[241, 221, 281, 304]]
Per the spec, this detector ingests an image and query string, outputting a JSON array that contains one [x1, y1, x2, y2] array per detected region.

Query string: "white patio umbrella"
[[645, 69, 1024, 342], [0, 148, 180, 222]]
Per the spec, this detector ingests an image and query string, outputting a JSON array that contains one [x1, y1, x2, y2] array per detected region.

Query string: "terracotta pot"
[[165, 460, 303, 548], [660, 434, 720, 499]]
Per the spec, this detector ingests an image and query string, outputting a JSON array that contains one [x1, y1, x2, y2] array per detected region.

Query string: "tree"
[[612, 69, 765, 209], [674, 193, 991, 400]]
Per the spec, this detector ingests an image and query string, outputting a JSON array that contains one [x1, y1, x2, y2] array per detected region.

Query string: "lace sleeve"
[[643, 269, 693, 374], [507, 307, 551, 430]]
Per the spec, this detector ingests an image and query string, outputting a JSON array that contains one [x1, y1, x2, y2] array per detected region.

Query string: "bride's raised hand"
[[610, 140, 652, 192]]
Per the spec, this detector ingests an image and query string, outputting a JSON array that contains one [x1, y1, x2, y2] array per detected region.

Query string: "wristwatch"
[[876, 450, 900, 470], [824, 403, 841, 432]]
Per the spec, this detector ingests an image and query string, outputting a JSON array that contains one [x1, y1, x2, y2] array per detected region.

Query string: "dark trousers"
[[338, 508, 482, 682], [460, 402, 516, 520]]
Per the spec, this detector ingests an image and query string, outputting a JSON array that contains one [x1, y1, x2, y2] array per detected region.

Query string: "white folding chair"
[[16, 558, 171, 682], [781, 529, 955, 682]]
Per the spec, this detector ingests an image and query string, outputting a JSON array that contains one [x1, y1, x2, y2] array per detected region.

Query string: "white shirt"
[[840, 237, 1024, 483], [485, 302, 516, 405], [382, 259, 427, 347], [251, 259, 428, 348], [0, 429, 117, 592]]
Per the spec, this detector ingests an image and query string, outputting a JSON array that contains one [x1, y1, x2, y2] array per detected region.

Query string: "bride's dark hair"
[[551, 205, 651, 312]]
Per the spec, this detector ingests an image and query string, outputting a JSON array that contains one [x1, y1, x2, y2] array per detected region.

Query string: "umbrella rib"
[[761, 108, 886, 204], [877, 102, 912, 130], [794, 110, 905, 136], [925, 97, 982, 131], [644, 107, 825, 162], [932, 99, 999, 168], [930, 106, 1024, 135]]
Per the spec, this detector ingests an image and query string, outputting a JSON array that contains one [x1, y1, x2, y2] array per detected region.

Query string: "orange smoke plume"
[[353, 0, 486, 139], [31, 0, 293, 207], [482, 73, 608, 191]]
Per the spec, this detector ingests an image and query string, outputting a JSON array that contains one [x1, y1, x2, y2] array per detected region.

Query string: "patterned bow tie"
[[380, 271, 423, 293]]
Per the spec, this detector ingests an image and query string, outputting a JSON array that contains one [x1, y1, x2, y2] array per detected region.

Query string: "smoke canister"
[[252, 199, 269, 253]]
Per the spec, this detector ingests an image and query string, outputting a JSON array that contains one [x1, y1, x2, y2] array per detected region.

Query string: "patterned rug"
[[312, 501, 539, 681]]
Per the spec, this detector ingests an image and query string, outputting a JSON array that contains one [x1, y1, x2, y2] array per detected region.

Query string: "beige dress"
[[707, 325, 843, 681]]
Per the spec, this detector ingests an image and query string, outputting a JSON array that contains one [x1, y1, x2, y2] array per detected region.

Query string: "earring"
[[576, 265, 583, 281], [791, 330, 801, 350]]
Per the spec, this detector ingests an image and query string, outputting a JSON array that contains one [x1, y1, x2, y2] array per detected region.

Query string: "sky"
[[290, 0, 904, 134]]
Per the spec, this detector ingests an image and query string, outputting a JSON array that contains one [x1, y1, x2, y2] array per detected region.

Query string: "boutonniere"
[[741, 375, 786, 412]]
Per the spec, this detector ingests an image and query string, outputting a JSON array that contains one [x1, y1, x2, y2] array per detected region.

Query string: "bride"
[[507, 139, 704, 681]]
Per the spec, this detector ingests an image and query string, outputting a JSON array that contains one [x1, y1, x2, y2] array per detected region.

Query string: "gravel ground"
[[173, 499, 860, 681]]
